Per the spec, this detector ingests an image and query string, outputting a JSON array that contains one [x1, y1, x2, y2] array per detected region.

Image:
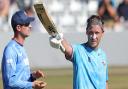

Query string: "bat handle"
[[60, 43, 65, 53]]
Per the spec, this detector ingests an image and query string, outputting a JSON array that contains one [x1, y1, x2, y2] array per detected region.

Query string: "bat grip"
[[60, 43, 65, 53]]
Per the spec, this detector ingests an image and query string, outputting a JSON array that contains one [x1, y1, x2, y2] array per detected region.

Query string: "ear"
[[16, 25, 21, 32]]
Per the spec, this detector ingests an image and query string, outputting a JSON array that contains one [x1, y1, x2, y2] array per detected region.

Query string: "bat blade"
[[34, 3, 58, 35]]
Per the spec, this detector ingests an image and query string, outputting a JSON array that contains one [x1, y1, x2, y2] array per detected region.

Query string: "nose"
[[90, 33, 96, 39], [29, 24, 32, 28], [92, 34, 96, 39], [28, 24, 32, 29]]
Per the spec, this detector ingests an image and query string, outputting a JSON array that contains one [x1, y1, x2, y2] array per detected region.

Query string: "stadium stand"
[[0, 0, 125, 32]]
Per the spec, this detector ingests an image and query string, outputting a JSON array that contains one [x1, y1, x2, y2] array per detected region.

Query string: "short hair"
[[86, 15, 104, 32]]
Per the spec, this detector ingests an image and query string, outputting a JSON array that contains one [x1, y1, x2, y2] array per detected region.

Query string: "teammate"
[[1, 10, 46, 89], [49, 15, 108, 89]]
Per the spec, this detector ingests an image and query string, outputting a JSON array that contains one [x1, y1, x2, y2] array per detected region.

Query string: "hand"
[[49, 33, 63, 49], [33, 80, 47, 89], [104, 0, 110, 4], [32, 70, 45, 79], [103, 0, 111, 7]]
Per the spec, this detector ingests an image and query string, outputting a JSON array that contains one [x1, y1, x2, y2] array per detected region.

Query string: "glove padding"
[[49, 33, 65, 52], [49, 33, 63, 49]]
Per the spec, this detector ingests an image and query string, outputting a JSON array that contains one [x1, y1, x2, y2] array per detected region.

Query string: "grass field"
[[0, 66, 128, 89]]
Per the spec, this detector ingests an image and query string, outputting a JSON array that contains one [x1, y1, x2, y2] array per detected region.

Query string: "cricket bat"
[[34, 1, 65, 52], [34, 1, 58, 36]]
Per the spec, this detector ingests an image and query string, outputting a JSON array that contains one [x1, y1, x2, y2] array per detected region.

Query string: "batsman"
[[34, 1, 108, 89], [49, 15, 109, 89]]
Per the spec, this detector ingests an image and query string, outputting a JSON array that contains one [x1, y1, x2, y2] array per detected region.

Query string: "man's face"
[[17, 23, 32, 37], [86, 25, 104, 49]]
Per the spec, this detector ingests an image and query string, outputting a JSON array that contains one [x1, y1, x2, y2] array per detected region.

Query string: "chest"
[[76, 49, 107, 74], [15, 47, 29, 66]]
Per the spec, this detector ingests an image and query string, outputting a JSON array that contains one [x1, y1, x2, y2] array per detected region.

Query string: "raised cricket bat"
[[34, 1, 58, 36], [34, 0, 65, 52]]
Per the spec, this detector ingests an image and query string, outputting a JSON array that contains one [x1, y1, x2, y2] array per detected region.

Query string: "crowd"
[[0, 0, 44, 32], [0, 0, 128, 32], [97, 0, 128, 31]]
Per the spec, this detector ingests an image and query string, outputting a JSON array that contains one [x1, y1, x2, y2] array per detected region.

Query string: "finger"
[[37, 70, 45, 78], [34, 70, 44, 79], [40, 82, 47, 88]]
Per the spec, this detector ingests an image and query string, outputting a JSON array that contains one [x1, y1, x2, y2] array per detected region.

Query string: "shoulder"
[[71, 43, 88, 62], [72, 43, 89, 57], [72, 43, 86, 51], [3, 40, 17, 55], [4, 40, 14, 51]]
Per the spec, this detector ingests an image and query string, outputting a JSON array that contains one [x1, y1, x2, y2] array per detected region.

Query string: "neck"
[[86, 42, 98, 51], [13, 34, 25, 45]]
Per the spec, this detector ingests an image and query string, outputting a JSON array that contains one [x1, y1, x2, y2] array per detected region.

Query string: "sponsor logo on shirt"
[[24, 58, 29, 65], [18, 52, 22, 56], [102, 61, 106, 66], [6, 59, 13, 64]]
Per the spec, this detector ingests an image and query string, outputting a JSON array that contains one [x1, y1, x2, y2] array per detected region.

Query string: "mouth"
[[91, 40, 97, 43], [91, 40, 97, 45], [91, 41, 97, 44]]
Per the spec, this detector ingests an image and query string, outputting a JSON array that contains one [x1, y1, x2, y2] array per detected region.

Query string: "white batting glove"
[[49, 33, 65, 52], [49, 33, 63, 48]]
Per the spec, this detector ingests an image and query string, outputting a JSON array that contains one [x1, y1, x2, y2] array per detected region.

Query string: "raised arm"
[[49, 33, 73, 61], [61, 38, 73, 60], [105, 2, 117, 18], [98, 4, 106, 17]]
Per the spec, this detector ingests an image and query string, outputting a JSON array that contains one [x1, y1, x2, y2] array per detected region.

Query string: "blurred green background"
[[0, 66, 128, 89]]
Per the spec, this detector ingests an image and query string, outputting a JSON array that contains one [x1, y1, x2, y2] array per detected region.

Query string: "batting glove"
[[49, 33, 63, 48], [49, 33, 65, 52]]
